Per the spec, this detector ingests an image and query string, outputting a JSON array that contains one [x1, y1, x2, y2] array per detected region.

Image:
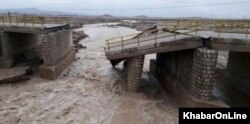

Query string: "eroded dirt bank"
[[0, 23, 178, 124]]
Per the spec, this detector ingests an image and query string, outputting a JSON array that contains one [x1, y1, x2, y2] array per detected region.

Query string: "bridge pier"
[[179, 48, 218, 100], [0, 31, 14, 68], [0, 31, 14, 67], [152, 48, 227, 107], [39, 30, 75, 80], [124, 55, 145, 92], [225, 51, 250, 96]]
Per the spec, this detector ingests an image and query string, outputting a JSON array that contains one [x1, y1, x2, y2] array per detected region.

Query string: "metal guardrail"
[[161, 20, 250, 34], [104, 20, 250, 52], [105, 26, 199, 51], [0, 16, 69, 28]]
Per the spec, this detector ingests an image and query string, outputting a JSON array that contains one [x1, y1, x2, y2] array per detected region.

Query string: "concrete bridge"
[[0, 16, 75, 80], [105, 20, 250, 107]]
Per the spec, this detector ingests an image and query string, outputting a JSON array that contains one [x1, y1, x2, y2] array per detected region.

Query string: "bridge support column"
[[153, 48, 226, 107], [176, 48, 218, 100], [39, 30, 75, 80], [226, 51, 250, 96], [0, 31, 14, 68], [125, 55, 145, 92], [186, 48, 218, 100]]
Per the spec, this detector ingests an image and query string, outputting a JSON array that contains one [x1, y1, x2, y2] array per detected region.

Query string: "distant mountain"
[[0, 8, 75, 16], [98, 14, 115, 18], [173, 17, 207, 20], [133, 15, 149, 19]]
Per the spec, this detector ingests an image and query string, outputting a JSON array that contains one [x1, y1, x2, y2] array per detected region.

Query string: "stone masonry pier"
[[124, 55, 145, 92], [151, 48, 227, 107], [39, 30, 75, 79]]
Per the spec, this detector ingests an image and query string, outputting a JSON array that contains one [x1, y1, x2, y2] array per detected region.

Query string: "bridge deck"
[[0, 23, 65, 28], [105, 29, 250, 60], [0, 23, 69, 33]]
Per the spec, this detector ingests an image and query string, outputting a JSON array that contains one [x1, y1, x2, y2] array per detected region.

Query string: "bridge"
[[0, 15, 75, 80], [104, 20, 250, 107]]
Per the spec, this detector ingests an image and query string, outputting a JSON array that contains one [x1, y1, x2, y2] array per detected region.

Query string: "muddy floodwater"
[[0, 23, 178, 124]]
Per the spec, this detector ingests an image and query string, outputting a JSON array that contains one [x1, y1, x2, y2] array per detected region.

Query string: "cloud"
[[0, 0, 250, 18], [0, 0, 70, 7]]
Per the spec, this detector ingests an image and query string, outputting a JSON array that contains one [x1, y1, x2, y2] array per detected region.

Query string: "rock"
[[72, 30, 88, 44], [74, 44, 87, 51], [92, 73, 97, 77], [61, 106, 71, 116], [45, 88, 53, 92], [70, 23, 83, 29]]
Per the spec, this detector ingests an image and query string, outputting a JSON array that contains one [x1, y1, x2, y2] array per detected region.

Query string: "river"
[[0, 23, 178, 124]]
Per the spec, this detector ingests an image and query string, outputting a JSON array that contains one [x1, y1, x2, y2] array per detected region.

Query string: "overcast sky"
[[1, 0, 250, 18]]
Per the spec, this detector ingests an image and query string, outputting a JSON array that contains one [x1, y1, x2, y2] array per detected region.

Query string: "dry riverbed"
[[0, 23, 178, 124]]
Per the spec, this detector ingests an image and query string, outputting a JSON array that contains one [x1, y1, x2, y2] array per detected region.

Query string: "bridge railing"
[[0, 16, 69, 28], [104, 23, 201, 52], [105, 20, 250, 52], [161, 20, 250, 34]]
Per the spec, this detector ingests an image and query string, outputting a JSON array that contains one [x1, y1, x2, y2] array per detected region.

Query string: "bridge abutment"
[[225, 51, 250, 96], [0, 31, 14, 67], [0, 24, 75, 80], [153, 48, 227, 107], [125, 55, 145, 92], [0, 31, 42, 68], [39, 30, 75, 80]]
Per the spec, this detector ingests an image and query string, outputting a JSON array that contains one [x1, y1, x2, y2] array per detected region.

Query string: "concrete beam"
[[210, 38, 250, 52], [110, 58, 125, 67], [0, 24, 70, 33]]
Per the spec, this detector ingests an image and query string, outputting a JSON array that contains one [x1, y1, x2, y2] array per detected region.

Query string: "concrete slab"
[[105, 29, 250, 60], [210, 38, 250, 52], [0, 23, 70, 33], [106, 37, 202, 60], [178, 30, 250, 40], [0, 23, 66, 29]]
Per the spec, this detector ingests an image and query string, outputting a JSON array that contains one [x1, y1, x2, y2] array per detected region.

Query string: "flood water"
[[0, 23, 178, 124], [1, 22, 249, 124]]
